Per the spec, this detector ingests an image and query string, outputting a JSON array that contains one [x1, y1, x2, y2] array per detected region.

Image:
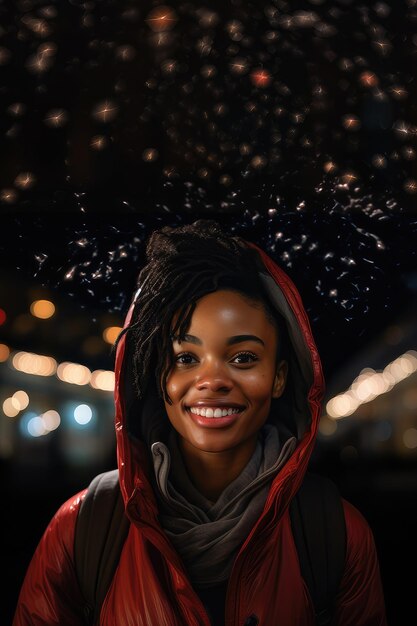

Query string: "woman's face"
[[162, 289, 288, 456]]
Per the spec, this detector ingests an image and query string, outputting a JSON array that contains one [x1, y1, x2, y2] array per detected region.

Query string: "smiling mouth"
[[185, 407, 245, 418]]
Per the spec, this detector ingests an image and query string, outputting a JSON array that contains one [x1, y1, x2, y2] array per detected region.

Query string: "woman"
[[13, 220, 387, 625]]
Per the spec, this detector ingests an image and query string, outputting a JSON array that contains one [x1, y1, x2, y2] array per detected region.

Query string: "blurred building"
[[312, 301, 417, 508], [0, 270, 123, 487]]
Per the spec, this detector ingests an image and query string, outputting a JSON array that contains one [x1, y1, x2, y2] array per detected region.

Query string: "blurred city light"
[[326, 392, 359, 418], [0, 343, 10, 361], [326, 350, 417, 420], [18, 411, 38, 437], [4, 346, 115, 391], [102, 326, 123, 344], [42, 409, 61, 431], [0, 307, 6, 325], [57, 362, 91, 385], [3, 397, 20, 417], [403, 428, 417, 449], [18, 410, 62, 438], [318, 417, 338, 436], [74, 403, 93, 425], [27, 415, 47, 437], [12, 390, 29, 410], [90, 369, 115, 391], [12, 351, 57, 376], [0, 344, 114, 392], [30, 299, 55, 319]]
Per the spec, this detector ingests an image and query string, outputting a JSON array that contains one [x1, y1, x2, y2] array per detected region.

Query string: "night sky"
[[1, 0, 416, 380]]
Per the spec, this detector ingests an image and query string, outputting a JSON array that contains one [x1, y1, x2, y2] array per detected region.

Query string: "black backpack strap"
[[289, 472, 347, 626], [74, 469, 130, 625]]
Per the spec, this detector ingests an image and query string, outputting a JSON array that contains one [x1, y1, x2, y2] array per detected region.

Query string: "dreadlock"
[[114, 219, 289, 406]]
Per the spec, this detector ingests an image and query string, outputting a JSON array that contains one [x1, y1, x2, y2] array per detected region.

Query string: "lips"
[[185, 401, 246, 409]]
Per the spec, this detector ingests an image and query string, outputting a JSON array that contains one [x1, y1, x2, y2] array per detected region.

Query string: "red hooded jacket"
[[13, 241, 388, 626]]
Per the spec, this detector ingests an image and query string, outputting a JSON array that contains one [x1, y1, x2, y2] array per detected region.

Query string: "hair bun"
[[145, 219, 244, 263]]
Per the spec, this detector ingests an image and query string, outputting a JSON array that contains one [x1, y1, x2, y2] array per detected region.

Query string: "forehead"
[[171, 289, 277, 335]]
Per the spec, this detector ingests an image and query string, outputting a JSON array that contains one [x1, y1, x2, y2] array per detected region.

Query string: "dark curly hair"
[[114, 219, 289, 406]]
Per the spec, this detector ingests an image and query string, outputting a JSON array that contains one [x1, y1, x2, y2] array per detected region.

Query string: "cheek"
[[165, 371, 186, 400], [243, 368, 275, 398]]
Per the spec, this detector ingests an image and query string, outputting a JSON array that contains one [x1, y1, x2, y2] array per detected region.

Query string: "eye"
[[232, 351, 259, 364], [175, 352, 197, 365]]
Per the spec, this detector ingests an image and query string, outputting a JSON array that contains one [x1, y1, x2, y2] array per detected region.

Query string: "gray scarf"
[[151, 424, 297, 587]]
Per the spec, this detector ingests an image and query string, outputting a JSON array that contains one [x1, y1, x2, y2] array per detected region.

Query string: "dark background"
[[1, 1, 417, 624]]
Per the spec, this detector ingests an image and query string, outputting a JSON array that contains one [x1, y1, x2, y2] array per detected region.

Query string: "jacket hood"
[[114, 239, 324, 529]]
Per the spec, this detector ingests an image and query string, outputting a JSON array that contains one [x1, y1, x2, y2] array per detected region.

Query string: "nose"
[[194, 359, 234, 392]]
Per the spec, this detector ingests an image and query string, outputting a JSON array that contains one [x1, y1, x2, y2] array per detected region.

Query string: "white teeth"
[[189, 406, 241, 418]]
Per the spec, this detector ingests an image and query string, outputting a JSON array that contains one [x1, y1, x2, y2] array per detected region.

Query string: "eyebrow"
[[171, 333, 265, 347]]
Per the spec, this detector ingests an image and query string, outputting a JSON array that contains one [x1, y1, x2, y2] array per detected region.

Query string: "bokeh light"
[[12, 351, 57, 376], [74, 404, 93, 425], [12, 390, 29, 411], [56, 362, 91, 385], [325, 351, 417, 420], [27, 416, 47, 437], [102, 326, 123, 344], [0, 344, 10, 362], [42, 409, 61, 431], [90, 370, 115, 391], [3, 397, 20, 418], [30, 300, 55, 319], [403, 428, 417, 450]]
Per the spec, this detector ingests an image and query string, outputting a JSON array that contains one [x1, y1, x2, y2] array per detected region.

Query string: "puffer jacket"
[[13, 240, 388, 626]]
